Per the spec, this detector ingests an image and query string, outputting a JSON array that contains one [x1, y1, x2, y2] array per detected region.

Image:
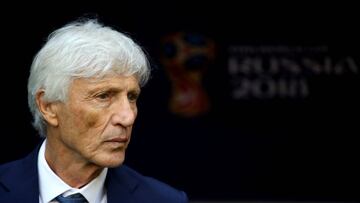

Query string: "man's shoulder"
[[0, 152, 40, 202], [0, 157, 25, 178], [0, 141, 42, 176], [0, 157, 27, 194], [0, 146, 39, 191], [109, 165, 188, 202], [0, 147, 39, 173]]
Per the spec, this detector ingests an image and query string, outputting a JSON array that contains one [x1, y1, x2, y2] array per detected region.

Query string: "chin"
[[105, 161, 124, 168], [106, 158, 125, 168], [104, 154, 125, 168], [94, 152, 126, 168], [96, 159, 124, 168]]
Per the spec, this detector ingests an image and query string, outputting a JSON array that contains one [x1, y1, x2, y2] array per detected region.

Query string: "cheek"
[[84, 109, 100, 128], [72, 105, 105, 131]]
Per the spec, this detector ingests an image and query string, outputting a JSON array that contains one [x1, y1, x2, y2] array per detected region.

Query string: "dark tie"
[[55, 193, 88, 203]]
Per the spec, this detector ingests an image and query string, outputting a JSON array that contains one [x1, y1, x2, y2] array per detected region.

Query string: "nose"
[[110, 97, 137, 127]]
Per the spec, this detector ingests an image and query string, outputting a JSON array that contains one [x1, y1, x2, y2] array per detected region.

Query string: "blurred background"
[[1, 1, 359, 202]]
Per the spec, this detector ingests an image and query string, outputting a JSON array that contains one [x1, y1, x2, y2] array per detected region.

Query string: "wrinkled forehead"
[[69, 74, 140, 91]]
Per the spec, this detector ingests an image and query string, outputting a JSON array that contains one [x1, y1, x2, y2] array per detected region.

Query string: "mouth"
[[106, 137, 129, 143], [104, 137, 129, 149]]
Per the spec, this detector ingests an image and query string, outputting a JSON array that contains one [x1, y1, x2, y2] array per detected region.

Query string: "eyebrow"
[[88, 86, 140, 95]]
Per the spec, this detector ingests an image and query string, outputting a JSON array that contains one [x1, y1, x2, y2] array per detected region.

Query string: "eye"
[[96, 92, 111, 100], [128, 92, 139, 102]]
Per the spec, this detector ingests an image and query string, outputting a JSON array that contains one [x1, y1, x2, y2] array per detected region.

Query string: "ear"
[[35, 90, 60, 127]]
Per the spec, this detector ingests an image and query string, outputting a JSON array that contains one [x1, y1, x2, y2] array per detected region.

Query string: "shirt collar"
[[38, 139, 108, 203]]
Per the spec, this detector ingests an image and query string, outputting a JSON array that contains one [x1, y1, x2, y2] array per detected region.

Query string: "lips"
[[107, 137, 129, 143]]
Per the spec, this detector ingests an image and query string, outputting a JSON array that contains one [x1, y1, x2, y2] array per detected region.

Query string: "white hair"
[[28, 19, 150, 137]]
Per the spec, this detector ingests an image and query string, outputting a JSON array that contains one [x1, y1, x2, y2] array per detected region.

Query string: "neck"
[[44, 136, 103, 188]]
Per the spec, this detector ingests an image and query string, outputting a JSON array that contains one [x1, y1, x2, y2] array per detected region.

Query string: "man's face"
[[54, 75, 140, 168]]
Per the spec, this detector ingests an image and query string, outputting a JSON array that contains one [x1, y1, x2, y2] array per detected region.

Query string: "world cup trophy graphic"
[[160, 32, 215, 117]]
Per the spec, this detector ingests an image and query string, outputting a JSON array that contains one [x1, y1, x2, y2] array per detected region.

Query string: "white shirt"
[[38, 140, 108, 203]]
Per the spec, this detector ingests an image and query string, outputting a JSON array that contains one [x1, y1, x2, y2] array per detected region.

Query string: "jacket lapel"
[[0, 144, 40, 203], [106, 166, 139, 203]]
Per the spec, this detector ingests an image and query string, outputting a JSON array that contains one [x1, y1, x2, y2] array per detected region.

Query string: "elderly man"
[[0, 19, 188, 203]]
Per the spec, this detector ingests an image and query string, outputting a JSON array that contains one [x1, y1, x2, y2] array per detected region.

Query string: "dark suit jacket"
[[0, 144, 188, 203]]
